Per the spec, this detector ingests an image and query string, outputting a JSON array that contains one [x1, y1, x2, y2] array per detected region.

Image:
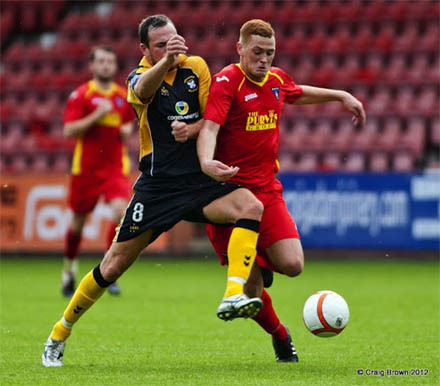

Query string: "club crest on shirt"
[[175, 101, 189, 115], [184, 75, 198, 92], [115, 97, 124, 107], [271, 87, 280, 100]]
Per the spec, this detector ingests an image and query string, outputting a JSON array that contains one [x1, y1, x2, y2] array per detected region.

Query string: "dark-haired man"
[[61, 46, 136, 297], [198, 19, 365, 362], [42, 15, 264, 367]]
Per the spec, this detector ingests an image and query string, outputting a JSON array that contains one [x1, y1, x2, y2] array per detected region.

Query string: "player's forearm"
[[186, 119, 204, 139], [63, 109, 103, 138], [294, 85, 349, 105], [134, 57, 174, 101], [197, 120, 220, 165]]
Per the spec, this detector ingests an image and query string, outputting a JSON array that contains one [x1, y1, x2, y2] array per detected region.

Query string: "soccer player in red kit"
[[62, 46, 136, 297], [198, 19, 366, 362]]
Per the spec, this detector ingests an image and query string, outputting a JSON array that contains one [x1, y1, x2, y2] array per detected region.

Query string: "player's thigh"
[[266, 238, 304, 277], [100, 229, 152, 281], [203, 188, 263, 223], [109, 197, 129, 222], [69, 175, 100, 214]]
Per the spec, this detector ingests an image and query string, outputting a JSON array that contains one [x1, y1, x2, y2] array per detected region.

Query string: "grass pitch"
[[0, 255, 439, 385]]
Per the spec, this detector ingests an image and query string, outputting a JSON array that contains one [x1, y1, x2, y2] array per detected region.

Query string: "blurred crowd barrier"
[[0, 173, 181, 254], [280, 171, 440, 250], [1, 171, 438, 254]]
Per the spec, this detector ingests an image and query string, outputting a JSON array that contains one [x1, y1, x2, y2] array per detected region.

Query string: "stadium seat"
[[321, 151, 342, 172], [376, 117, 402, 153], [370, 151, 389, 172], [295, 151, 319, 172], [392, 150, 414, 172], [396, 117, 426, 157], [52, 153, 71, 173], [30, 153, 51, 172], [430, 117, 440, 146], [344, 151, 366, 172], [351, 120, 378, 153], [8, 154, 28, 174], [278, 152, 296, 172]]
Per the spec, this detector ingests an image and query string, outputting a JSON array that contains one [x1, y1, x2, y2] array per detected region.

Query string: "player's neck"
[[93, 78, 113, 91]]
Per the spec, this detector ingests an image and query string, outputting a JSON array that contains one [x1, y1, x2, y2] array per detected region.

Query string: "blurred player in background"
[[62, 46, 136, 297], [198, 19, 366, 362], [43, 15, 265, 367]]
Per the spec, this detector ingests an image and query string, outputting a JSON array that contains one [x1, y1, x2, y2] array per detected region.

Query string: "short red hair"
[[240, 19, 275, 45]]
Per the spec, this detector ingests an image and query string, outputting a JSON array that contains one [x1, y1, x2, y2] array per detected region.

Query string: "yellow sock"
[[224, 220, 259, 298], [51, 320, 72, 341], [50, 269, 106, 341]]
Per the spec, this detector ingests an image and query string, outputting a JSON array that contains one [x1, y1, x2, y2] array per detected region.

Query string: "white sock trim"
[[61, 316, 73, 329], [228, 276, 246, 285]]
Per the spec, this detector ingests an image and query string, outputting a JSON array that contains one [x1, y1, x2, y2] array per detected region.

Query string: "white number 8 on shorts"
[[132, 202, 144, 222]]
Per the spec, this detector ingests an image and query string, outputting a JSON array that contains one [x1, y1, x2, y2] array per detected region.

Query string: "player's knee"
[[282, 257, 304, 277], [100, 253, 127, 282], [241, 195, 263, 220]]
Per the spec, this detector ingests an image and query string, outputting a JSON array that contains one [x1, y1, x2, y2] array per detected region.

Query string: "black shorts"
[[116, 172, 240, 243]]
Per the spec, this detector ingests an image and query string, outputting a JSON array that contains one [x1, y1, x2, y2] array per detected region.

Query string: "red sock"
[[253, 289, 288, 340], [106, 221, 118, 250], [65, 228, 82, 260]]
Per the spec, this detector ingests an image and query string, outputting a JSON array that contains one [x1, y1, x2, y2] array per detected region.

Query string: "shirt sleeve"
[[195, 58, 211, 115], [280, 70, 303, 104], [126, 71, 147, 106], [63, 89, 87, 123], [122, 97, 136, 123], [203, 72, 235, 127]]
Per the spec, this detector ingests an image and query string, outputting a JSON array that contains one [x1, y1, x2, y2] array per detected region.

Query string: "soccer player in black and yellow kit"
[[42, 15, 265, 367]]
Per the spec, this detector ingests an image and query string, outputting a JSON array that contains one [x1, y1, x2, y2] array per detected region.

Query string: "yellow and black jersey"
[[127, 54, 211, 176]]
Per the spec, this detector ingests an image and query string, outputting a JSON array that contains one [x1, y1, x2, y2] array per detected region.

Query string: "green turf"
[[0, 256, 439, 385]]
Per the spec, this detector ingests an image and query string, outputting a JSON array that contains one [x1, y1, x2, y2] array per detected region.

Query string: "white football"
[[302, 290, 349, 337]]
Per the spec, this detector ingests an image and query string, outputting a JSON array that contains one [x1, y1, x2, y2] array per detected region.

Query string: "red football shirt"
[[64, 80, 135, 177], [204, 64, 302, 189]]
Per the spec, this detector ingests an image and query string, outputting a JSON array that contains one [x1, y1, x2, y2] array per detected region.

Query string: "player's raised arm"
[[294, 85, 366, 127], [197, 119, 239, 181], [134, 31, 187, 101]]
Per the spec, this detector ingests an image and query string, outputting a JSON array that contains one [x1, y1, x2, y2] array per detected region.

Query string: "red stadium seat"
[[8, 154, 29, 174], [370, 151, 389, 172], [30, 153, 51, 173], [278, 152, 296, 173], [351, 120, 378, 153], [295, 151, 319, 172], [392, 150, 414, 172], [376, 117, 402, 153], [52, 153, 71, 173], [396, 117, 426, 157], [321, 151, 342, 172], [430, 117, 440, 146], [344, 151, 366, 172]]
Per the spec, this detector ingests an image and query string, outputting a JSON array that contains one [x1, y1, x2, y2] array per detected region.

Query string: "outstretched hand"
[[341, 92, 366, 127], [201, 160, 239, 182]]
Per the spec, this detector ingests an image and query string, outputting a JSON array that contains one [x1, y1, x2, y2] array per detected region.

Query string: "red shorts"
[[206, 179, 299, 272], [68, 173, 132, 214]]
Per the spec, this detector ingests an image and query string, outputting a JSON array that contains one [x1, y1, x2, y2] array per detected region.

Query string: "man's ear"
[[236, 41, 243, 56]]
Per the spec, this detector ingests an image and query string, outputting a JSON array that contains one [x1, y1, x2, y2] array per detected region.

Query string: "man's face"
[[238, 34, 275, 82], [144, 23, 179, 67], [90, 49, 117, 82]]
